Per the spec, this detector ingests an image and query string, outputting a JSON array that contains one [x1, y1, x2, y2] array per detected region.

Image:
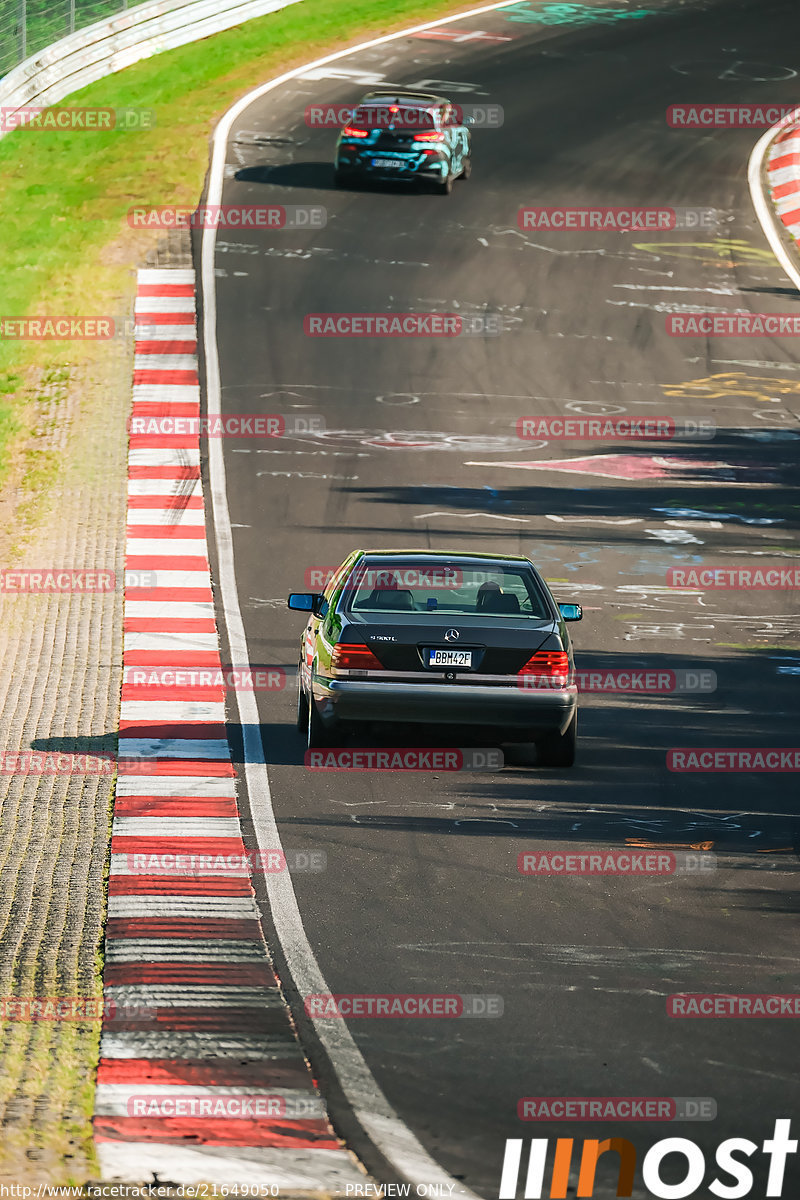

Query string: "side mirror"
[[464, 116, 475, 126], [559, 603, 582, 622], [288, 592, 326, 615]]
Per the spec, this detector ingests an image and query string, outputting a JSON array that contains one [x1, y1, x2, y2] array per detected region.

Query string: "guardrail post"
[[17, 0, 27, 61]]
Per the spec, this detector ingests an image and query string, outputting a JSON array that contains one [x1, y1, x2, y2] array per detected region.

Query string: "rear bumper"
[[335, 156, 447, 180], [316, 678, 577, 733]]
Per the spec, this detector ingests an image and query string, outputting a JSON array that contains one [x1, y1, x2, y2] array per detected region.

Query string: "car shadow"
[[235, 162, 337, 189], [234, 161, 427, 194]]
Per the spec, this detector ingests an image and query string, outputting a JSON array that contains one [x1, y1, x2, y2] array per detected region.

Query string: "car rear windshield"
[[349, 105, 435, 132], [341, 561, 551, 618]]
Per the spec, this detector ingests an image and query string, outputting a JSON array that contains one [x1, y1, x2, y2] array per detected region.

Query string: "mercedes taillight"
[[331, 643, 383, 674], [517, 651, 571, 689]]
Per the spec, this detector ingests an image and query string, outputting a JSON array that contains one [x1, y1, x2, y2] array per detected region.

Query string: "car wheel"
[[536, 712, 577, 768], [459, 156, 472, 180], [296, 664, 309, 731], [307, 688, 334, 749], [436, 171, 454, 195]]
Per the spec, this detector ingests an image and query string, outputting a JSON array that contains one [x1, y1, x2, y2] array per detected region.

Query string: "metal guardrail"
[[0, 1, 131, 78], [0, 0, 306, 130]]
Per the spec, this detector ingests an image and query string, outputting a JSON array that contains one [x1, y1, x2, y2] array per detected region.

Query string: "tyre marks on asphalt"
[[94, 268, 365, 1190]]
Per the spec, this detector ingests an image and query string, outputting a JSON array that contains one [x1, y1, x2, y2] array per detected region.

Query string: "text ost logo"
[[499, 1120, 796, 1198]]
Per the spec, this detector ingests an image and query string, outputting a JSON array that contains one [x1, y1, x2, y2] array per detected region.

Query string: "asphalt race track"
[[200, 0, 800, 1193]]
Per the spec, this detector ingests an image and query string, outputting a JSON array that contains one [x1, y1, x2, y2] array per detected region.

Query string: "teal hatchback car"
[[334, 89, 472, 195]]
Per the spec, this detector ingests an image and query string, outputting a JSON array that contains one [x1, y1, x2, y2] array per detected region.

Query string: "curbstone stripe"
[[94, 267, 365, 1189]]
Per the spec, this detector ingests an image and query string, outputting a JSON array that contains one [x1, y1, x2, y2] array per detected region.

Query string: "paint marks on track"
[[653, 507, 785, 526], [662, 372, 800, 404], [502, 1, 655, 27], [632, 239, 776, 267], [465, 453, 776, 483], [412, 27, 513, 43], [545, 514, 641, 525]]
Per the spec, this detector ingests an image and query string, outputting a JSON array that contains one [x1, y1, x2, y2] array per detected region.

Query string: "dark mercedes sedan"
[[288, 550, 582, 766]]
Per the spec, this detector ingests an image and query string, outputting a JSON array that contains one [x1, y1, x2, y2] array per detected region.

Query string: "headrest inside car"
[[364, 588, 414, 609], [479, 591, 520, 613]]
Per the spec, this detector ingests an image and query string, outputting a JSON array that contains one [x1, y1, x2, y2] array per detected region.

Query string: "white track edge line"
[[201, 2, 524, 1195], [748, 106, 800, 293]]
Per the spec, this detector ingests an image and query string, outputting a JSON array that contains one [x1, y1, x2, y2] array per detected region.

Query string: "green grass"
[[0, 0, 478, 490]]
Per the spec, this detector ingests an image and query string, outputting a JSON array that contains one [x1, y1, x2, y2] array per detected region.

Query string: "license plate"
[[428, 649, 472, 668], [372, 157, 405, 168]]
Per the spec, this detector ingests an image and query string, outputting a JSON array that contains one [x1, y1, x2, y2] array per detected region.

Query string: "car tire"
[[436, 171, 454, 195], [307, 688, 334, 749], [536, 712, 577, 768], [296, 665, 309, 732], [459, 156, 472, 180]]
